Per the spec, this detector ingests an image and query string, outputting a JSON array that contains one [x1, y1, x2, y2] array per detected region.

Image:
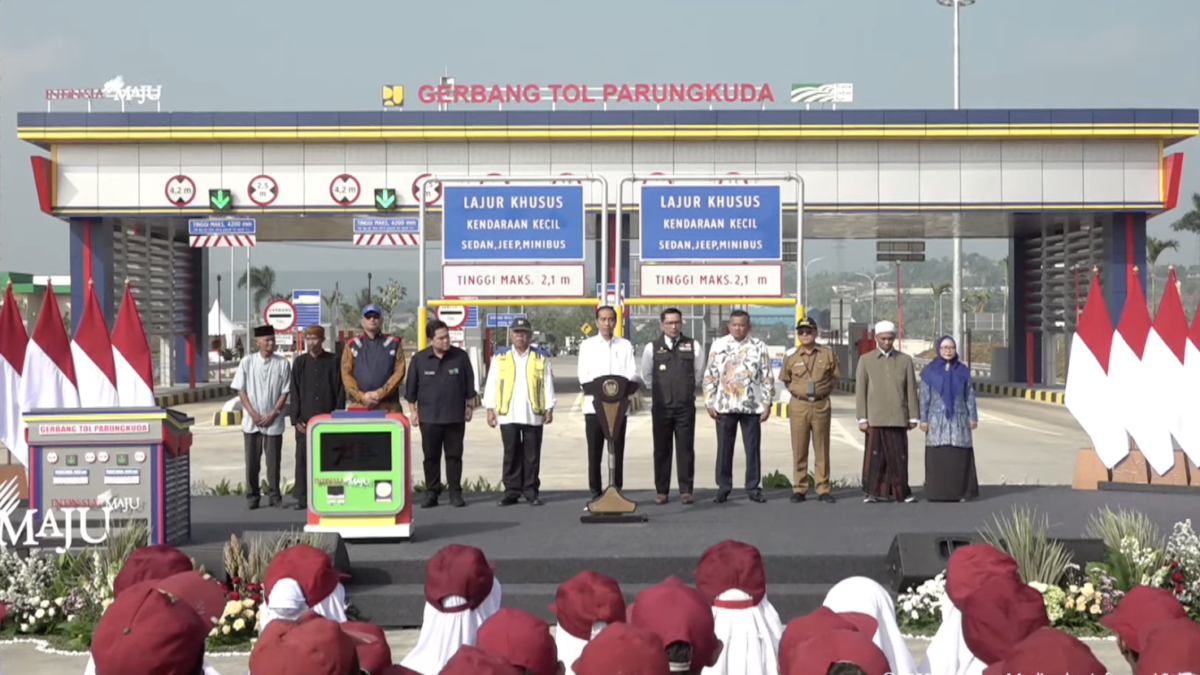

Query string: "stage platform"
[[166, 485, 1198, 627]]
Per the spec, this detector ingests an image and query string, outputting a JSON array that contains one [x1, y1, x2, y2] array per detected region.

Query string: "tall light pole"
[[938, 0, 974, 348], [855, 271, 888, 326], [803, 256, 825, 309]]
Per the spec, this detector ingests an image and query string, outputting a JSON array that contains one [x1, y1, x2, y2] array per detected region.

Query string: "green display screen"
[[310, 421, 406, 516]]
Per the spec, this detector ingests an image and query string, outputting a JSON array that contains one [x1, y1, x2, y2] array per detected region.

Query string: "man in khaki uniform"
[[780, 316, 841, 503]]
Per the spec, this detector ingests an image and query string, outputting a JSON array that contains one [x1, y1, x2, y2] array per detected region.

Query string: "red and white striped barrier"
[[189, 235, 256, 247], [353, 233, 418, 247]]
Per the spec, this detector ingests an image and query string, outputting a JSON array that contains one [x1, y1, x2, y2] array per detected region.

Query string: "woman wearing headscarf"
[[820, 577, 918, 675], [918, 336, 979, 502]]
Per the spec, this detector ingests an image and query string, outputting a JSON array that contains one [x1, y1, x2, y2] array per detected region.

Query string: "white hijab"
[[400, 578, 503, 675], [257, 579, 348, 634], [919, 605, 985, 675], [822, 577, 918, 675], [555, 620, 606, 675], [702, 589, 783, 675]]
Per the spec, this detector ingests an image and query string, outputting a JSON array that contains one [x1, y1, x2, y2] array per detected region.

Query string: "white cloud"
[[1, 36, 82, 88]]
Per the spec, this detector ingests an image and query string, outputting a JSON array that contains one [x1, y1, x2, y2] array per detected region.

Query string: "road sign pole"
[[417, 174, 609, 351], [614, 173, 805, 338]]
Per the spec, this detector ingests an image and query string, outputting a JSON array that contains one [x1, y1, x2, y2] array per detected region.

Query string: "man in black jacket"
[[289, 325, 345, 510], [640, 308, 704, 505]]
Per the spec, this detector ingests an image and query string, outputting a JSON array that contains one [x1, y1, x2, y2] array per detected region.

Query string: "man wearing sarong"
[[853, 320, 919, 503]]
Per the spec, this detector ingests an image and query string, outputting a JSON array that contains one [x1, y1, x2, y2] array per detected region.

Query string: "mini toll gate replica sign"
[[24, 408, 195, 547], [304, 411, 413, 539]]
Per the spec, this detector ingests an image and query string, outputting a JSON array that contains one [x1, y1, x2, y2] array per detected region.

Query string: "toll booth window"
[[318, 432, 394, 473]]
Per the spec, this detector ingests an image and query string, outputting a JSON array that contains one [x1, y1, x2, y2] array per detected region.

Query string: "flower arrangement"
[[896, 572, 947, 635], [207, 576, 264, 648]]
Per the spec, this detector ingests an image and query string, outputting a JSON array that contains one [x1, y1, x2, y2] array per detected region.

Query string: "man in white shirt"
[[577, 305, 639, 501], [233, 325, 292, 510], [482, 317, 557, 507], [703, 310, 774, 504]]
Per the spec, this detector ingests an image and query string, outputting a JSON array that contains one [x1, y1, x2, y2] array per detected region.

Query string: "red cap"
[[476, 608, 559, 675], [573, 622, 670, 675], [694, 540, 767, 606], [778, 607, 878, 667], [1133, 618, 1200, 675], [945, 543, 1019, 607], [424, 544, 495, 611], [91, 581, 211, 675], [779, 630, 890, 675], [982, 627, 1107, 675], [264, 545, 344, 607], [112, 545, 194, 598], [250, 613, 361, 675], [960, 574, 1049, 664], [340, 621, 391, 674], [629, 577, 722, 671], [550, 570, 626, 640], [1098, 584, 1187, 651], [439, 645, 524, 675]]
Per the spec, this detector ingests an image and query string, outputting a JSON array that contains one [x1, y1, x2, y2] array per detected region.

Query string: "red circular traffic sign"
[[412, 174, 443, 206], [248, 175, 279, 206], [165, 175, 196, 206], [263, 300, 297, 332], [330, 174, 361, 205]]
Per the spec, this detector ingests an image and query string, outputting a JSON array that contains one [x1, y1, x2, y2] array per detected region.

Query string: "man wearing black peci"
[[405, 319, 478, 508], [640, 308, 704, 505], [288, 325, 345, 510]]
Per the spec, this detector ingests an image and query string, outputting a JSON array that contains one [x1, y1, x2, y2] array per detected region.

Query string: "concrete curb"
[[212, 411, 243, 426], [155, 384, 234, 408]]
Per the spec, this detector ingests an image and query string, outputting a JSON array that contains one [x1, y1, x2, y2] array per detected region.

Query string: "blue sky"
[[1, 0, 1198, 279]]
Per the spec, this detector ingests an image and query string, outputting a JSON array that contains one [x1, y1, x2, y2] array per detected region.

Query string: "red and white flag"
[[1179, 293, 1200, 467], [111, 282, 155, 407], [1064, 271, 1128, 468], [71, 282, 120, 407], [1144, 267, 1189, 474], [20, 285, 80, 424], [0, 282, 28, 465], [1108, 268, 1173, 469]]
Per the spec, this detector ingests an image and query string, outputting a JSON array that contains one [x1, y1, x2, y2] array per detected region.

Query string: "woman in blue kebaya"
[[918, 336, 980, 502]]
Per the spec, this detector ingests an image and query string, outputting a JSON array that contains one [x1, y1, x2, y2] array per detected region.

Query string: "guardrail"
[[913, 357, 992, 378]]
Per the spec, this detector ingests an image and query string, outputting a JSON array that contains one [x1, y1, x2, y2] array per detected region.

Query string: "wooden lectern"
[[581, 375, 648, 523]]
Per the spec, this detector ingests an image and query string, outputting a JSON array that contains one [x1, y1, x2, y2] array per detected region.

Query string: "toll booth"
[[24, 407, 194, 546], [304, 410, 413, 540]]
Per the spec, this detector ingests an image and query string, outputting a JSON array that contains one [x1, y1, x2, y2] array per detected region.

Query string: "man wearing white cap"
[[854, 320, 920, 503]]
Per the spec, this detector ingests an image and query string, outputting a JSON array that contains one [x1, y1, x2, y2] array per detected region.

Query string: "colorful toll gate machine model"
[[24, 407, 195, 547], [304, 411, 413, 539]]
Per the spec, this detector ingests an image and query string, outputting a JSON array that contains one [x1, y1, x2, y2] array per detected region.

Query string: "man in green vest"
[[482, 317, 557, 507]]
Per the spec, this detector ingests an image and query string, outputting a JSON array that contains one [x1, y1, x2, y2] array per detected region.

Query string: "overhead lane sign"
[[639, 185, 783, 262], [188, 218, 256, 248], [442, 185, 586, 263]]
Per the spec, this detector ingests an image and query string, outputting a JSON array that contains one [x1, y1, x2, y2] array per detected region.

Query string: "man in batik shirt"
[[703, 309, 774, 504]]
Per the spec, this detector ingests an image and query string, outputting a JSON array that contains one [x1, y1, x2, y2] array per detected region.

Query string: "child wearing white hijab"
[[549, 570, 626, 675], [821, 576, 918, 675]]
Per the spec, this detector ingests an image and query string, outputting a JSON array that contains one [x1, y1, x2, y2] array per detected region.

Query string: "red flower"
[[1175, 584, 1184, 594], [1170, 561, 1180, 568], [233, 577, 243, 585], [251, 593, 261, 603], [1173, 572, 1185, 583], [229, 591, 241, 601]]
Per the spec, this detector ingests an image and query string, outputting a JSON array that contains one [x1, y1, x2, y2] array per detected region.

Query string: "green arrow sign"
[[210, 189, 232, 211], [374, 188, 397, 211]]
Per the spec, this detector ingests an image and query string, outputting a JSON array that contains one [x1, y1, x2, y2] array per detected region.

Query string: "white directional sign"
[[639, 263, 784, 298], [263, 299, 297, 332], [435, 305, 468, 329], [442, 264, 586, 298]]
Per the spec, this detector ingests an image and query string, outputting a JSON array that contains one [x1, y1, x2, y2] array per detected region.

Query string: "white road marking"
[[832, 417, 863, 448], [977, 409, 1063, 436]]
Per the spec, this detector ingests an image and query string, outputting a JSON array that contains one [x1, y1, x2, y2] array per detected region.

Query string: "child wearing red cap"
[[476, 608, 563, 675], [401, 545, 503, 675], [549, 570, 626, 675], [1098, 584, 1188, 670], [572, 623, 670, 675], [693, 540, 783, 675], [629, 577, 724, 675], [821, 577, 915, 675]]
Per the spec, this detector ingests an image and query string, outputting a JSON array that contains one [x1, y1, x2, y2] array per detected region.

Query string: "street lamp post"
[[855, 271, 888, 326], [803, 256, 826, 310], [937, 0, 975, 349]]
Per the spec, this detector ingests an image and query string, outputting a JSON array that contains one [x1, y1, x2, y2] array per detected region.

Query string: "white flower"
[[54, 597, 65, 607], [233, 618, 246, 631], [35, 608, 45, 619], [19, 624, 28, 632], [222, 625, 231, 635], [38, 599, 49, 609]]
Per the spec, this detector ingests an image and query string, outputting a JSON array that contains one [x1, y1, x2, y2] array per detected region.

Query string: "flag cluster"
[[1065, 267, 1198, 475], [0, 280, 155, 467]]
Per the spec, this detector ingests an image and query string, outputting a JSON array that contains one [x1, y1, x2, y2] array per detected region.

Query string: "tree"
[[236, 265, 283, 317], [1169, 192, 1200, 264], [339, 279, 408, 331], [323, 287, 344, 333], [1147, 236, 1179, 312]]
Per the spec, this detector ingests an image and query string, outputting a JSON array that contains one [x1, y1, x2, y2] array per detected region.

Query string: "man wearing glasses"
[[779, 316, 841, 504], [341, 303, 408, 414], [640, 308, 704, 505]]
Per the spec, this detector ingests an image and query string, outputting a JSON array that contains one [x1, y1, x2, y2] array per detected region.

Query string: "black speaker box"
[[886, 533, 1107, 593]]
